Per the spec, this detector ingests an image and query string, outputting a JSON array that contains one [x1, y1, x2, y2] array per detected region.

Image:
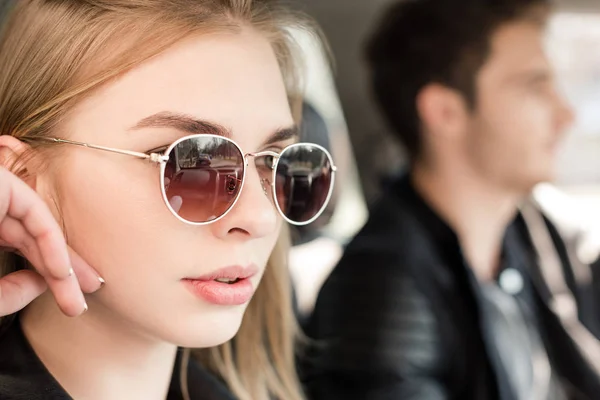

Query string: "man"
[[303, 0, 600, 399]]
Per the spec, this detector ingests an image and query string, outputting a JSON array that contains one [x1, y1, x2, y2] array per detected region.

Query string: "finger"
[[68, 246, 104, 294], [0, 237, 17, 248], [0, 215, 51, 277], [0, 216, 86, 314], [0, 229, 103, 294], [0, 168, 72, 279], [44, 273, 87, 317], [0, 270, 47, 316]]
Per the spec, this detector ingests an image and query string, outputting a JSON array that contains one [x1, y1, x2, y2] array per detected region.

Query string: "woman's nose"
[[209, 161, 278, 240]]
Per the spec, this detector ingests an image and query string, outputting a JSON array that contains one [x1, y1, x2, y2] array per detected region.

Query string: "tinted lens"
[[275, 144, 333, 224], [162, 136, 244, 223]]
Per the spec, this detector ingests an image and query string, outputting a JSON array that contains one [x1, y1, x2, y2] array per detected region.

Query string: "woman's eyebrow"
[[262, 126, 298, 146], [129, 111, 232, 138], [130, 111, 298, 145]]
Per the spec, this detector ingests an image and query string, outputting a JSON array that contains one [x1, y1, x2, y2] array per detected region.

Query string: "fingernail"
[[98, 276, 106, 286], [68, 268, 74, 277], [82, 302, 88, 314]]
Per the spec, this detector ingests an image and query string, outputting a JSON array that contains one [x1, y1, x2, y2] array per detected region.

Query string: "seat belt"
[[520, 201, 600, 375]]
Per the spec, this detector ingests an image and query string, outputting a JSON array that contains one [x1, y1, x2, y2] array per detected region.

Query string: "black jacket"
[[302, 174, 600, 400], [0, 317, 237, 400]]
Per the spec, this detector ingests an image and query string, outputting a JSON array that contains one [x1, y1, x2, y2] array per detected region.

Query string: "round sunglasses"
[[28, 134, 337, 226]]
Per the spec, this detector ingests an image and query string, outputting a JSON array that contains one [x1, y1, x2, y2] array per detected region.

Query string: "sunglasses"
[[27, 134, 337, 226]]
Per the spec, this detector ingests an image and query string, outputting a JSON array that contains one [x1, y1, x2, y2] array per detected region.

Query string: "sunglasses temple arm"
[[38, 137, 168, 163]]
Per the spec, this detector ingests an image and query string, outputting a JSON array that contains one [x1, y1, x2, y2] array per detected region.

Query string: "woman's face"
[[42, 29, 294, 347]]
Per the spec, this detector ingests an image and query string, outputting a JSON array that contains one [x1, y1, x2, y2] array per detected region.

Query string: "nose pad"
[[248, 152, 276, 202], [260, 177, 271, 198]]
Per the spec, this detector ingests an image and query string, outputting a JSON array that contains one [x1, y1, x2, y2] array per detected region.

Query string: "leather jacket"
[[302, 174, 600, 400]]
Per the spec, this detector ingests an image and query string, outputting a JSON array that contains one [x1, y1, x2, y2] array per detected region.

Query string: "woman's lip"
[[183, 278, 254, 305], [182, 265, 259, 305], [185, 264, 259, 281]]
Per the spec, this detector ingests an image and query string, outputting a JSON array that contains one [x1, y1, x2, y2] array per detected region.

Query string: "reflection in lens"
[[275, 144, 332, 224], [169, 195, 183, 213], [163, 136, 244, 223]]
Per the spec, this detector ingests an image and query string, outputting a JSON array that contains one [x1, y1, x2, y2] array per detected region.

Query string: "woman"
[[0, 1, 336, 399]]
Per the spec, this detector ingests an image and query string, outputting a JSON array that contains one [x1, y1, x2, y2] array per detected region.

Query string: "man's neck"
[[20, 293, 178, 400], [412, 162, 522, 281]]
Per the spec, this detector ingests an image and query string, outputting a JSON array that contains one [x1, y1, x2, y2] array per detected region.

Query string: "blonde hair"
[[0, 1, 311, 399]]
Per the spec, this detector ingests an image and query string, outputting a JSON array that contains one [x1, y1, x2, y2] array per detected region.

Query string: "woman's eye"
[[264, 155, 276, 169], [255, 154, 276, 170]]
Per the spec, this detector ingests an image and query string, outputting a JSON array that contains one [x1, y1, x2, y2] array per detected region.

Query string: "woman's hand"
[[0, 167, 103, 317]]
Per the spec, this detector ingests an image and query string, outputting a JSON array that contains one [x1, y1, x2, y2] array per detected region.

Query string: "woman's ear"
[[0, 135, 37, 189]]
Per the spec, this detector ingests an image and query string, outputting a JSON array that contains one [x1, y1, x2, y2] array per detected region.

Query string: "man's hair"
[[366, 0, 550, 162]]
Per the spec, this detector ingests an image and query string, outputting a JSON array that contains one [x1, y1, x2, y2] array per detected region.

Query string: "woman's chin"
[[164, 311, 245, 349]]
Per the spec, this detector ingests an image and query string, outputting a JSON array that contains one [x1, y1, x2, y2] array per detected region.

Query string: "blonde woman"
[[0, 1, 336, 399]]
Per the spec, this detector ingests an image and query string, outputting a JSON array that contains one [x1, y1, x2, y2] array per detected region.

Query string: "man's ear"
[[0, 135, 37, 189], [416, 83, 470, 142]]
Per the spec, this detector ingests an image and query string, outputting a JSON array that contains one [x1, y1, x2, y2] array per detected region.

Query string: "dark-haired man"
[[303, 0, 600, 399]]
